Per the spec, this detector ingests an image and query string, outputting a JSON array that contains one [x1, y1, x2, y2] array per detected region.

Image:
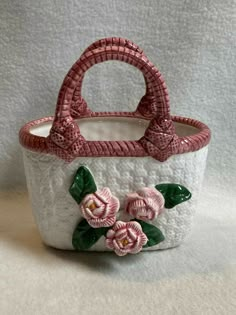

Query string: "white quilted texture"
[[22, 146, 208, 251]]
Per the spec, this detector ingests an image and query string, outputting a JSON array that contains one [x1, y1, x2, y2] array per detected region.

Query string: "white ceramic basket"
[[19, 37, 211, 255]]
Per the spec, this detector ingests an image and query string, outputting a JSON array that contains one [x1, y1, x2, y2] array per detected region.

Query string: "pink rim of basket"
[[19, 37, 211, 162]]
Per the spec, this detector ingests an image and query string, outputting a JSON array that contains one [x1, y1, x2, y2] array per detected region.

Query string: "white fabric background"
[[0, 1, 236, 314]]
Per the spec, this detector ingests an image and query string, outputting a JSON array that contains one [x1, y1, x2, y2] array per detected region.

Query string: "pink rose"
[[80, 188, 119, 228], [105, 221, 148, 256], [125, 187, 164, 221]]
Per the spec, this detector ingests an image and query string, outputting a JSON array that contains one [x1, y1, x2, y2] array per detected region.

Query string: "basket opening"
[[29, 117, 199, 141]]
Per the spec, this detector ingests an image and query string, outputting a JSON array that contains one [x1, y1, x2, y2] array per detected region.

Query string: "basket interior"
[[29, 117, 199, 140]]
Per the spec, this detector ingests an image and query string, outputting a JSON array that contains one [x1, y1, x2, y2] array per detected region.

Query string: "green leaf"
[[69, 166, 97, 204], [135, 219, 165, 248], [72, 219, 109, 250], [155, 183, 191, 209]]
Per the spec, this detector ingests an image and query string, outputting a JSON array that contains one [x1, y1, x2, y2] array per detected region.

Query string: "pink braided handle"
[[43, 37, 210, 162], [47, 38, 176, 162], [70, 37, 157, 119]]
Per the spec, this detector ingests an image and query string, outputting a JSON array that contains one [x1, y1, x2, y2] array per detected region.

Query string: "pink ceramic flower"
[[80, 188, 119, 228], [105, 221, 148, 256], [125, 187, 164, 221]]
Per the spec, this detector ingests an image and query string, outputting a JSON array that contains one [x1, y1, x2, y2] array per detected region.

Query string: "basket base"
[[22, 146, 208, 252]]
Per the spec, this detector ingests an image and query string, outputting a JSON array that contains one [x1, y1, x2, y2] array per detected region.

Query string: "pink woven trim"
[[19, 114, 211, 160], [19, 116, 52, 154]]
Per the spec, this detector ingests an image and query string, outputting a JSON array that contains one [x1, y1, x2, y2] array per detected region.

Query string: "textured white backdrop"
[[0, 0, 235, 189]]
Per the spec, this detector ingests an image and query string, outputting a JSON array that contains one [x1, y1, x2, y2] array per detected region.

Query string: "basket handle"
[[70, 37, 159, 118], [48, 38, 178, 162]]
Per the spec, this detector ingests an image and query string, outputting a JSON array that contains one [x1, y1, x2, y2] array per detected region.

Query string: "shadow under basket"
[[19, 37, 211, 256]]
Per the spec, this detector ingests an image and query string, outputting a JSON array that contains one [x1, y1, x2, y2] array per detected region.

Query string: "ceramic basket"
[[19, 37, 211, 256]]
